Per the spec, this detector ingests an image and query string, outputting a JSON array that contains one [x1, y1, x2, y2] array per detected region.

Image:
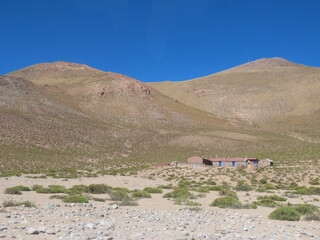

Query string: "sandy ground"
[[0, 174, 319, 239]]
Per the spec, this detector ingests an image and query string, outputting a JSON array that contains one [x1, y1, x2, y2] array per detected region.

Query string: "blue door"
[[232, 162, 236, 167], [219, 161, 222, 167]]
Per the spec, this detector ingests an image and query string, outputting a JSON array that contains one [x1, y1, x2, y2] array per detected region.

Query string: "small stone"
[[27, 228, 39, 235], [46, 228, 56, 235], [112, 204, 119, 209], [86, 223, 96, 229], [38, 226, 47, 233]]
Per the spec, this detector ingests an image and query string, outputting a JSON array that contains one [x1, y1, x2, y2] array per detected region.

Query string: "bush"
[[235, 181, 252, 191], [109, 189, 137, 206], [3, 200, 35, 208], [36, 185, 68, 194], [5, 187, 22, 195], [257, 195, 287, 202], [143, 187, 163, 194], [219, 189, 238, 199], [163, 188, 191, 199], [69, 185, 89, 194], [175, 199, 201, 206], [158, 184, 173, 189], [109, 190, 131, 201], [62, 195, 89, 203], [207, 186, 223, 191], [294, 204, 319, 215], [5, 185, 31, 194], [31, 185, 43, 191], [254, 198, 277, 207], [92, 197, 105, 202], [196, 187, 210, 193], [210, 197, 241, 208], [268, 207, 300, 221], [132, 191, 152, 199], [49, 195, 67, 199], [88, 184, 111, 194]]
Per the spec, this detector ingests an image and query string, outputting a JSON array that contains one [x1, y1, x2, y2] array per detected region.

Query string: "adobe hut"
[[208, 158, 259, 167], [187, 157, 214, 166], [258, 158, 274, 168]]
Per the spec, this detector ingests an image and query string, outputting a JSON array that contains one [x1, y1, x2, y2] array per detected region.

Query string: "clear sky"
[[1, 0, 320, 82]]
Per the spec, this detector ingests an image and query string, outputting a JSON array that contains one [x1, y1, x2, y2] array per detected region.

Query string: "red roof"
[[208, 158, 258, 162]]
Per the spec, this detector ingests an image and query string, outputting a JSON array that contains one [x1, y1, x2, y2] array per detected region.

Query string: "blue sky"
[[1, 0, 320, 82]]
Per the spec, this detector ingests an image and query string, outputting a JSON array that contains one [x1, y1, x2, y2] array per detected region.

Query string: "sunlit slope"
[[151, 58, 320, 139]]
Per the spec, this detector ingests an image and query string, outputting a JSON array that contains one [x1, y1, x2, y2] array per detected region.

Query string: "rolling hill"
[[2, 59, 319, 173], [2, 61, 281, 172], [151, 58, 320, 142]]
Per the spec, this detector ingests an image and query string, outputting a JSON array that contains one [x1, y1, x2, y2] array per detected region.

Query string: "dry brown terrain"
[[151, 58, 320, 140], [3, 60, 314, 173]]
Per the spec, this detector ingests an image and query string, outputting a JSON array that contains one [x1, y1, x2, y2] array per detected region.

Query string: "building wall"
[[187, 156, 203, 165], [236, 162, 247, 167], [211, 161, 247, 167]]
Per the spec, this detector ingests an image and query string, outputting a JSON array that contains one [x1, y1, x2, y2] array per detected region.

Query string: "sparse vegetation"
[[62, 195, 89, 203], [268, 207, 301, 221], [3, 200, 36, 208]]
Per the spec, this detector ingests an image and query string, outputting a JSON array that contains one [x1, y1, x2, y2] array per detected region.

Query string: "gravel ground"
[[1, 203, 319, 240]]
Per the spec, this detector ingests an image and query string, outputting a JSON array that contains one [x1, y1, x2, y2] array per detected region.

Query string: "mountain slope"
[[4, 62, 284, 172], [8, 61, 227, 128], [151, 58, 320, 139]]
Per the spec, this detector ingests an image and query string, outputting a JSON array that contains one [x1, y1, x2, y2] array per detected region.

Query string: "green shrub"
[[196, 187, 210, 193], [143, 187, 163, 194], [219, 189, 238, 199], [268, 207, 300, 221], [254, 198, 277, 207], [210, 197, 241, 208], [3, 200, 35, 208], [206, 179, 217, 185], [16, 185, 31, 191], [259, 179, 268, 184], [5, 185, 31, 194], [132, 191, 152, 199], [109, 189, 137, 206], [158, 184, 173, 189], [69, 185, 89, 194], [257, 195, 287, 202], [31, 185, 43, 191], [294, 204, 319, 215], [49, 195, 67, 199], [175, 199, 201, 206], [109, 190, 130, 201], [5, 187, 22, 195], [207, 186, 223, 191], [92, 197, 105, 202], [163, 188, 191, 199], [88, 184, 111, 194], [62, 195, 89, 203], [36, 185, 68, 194], [235, 181, 252, 191]]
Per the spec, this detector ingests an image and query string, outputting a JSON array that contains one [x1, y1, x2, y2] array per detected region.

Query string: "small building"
[[207, 158, 258, 167], [258, 158, 274, 168], [187, 156, 205, 165], [187, 156, 259, 168]]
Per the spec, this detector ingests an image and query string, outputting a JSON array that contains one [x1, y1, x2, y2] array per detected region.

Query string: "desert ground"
[[0, 165, 319, 240]]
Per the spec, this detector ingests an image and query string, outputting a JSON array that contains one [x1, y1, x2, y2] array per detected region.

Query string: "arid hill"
[[4, 62, 285, 172], [151, 58, 320, 141]]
